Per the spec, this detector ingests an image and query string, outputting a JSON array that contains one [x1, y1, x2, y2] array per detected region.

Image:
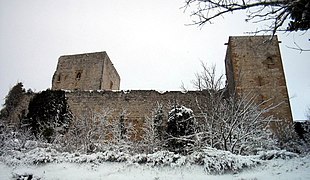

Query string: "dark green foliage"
[[288, 0, 310, 31], [24, 89, 72, 142], [294, 122, 305, 141], [0, 82, 25, 119], [154, 104, 164, 140], [119, 114, 126, 139], [165, 105, 196, 154]]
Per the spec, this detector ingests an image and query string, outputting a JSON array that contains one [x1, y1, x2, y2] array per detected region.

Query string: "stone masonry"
[[66, 90, 209, 139], [52, 51, 120, 91], [225, 35, 293, 124]]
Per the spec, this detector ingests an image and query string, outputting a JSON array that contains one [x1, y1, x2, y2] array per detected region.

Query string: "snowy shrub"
[[146, 151, 180, 166], [271, 120, 310, 154], [27, 148, 59, 164], [12, 173, 40, 180], [24, 140, 38, 150], [131, 153, 148, 164], [1, 147, 55, 166], [1, 145, 266, 175], [257, 150, 299, 160], [165, 105, 197, 154], [101, 150, 129, 162], [0, 124, 36, 155], [188, 148, 261, 174]]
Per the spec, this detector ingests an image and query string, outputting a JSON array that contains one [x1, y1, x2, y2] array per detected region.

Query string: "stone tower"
[[225, 36, 292, 124], [52, 51, 120, 91]]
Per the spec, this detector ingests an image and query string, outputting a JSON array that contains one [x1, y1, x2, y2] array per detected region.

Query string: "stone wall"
[[225, 36, 293, 125], [52, 51, 120, 91], [65, 90, 209, 137]]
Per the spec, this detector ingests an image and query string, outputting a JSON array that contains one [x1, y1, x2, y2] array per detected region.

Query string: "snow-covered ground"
[[0, 148, 309, 180], [1, 156, 310, 180]]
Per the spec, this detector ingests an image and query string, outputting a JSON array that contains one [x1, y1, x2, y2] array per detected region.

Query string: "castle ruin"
[[49, 36, 293, 130], [50, 36, 292, 127], [52, 51, 120, 91], [3, 35, 293, 136]]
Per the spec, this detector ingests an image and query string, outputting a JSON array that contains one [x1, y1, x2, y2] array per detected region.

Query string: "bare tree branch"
[[286, 41, 310, 52], [184, 0, 310, 39]]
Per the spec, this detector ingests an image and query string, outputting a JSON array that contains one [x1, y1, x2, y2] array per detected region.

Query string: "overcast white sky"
[[0, 0, 309, 120]]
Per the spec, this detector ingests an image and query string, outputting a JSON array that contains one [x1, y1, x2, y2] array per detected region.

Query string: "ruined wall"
[[225, 36, 293, 124], [52, 51, 120, 91], [2, 93, 34, 128], [65, 90, 208, 137]]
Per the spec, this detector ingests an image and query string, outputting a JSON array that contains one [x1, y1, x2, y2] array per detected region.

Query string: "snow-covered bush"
[[144, 151, 181, 166], [165, 105, 198, 154], [12, 173, 40, 180], [257, 150, 298, 160], [188, 148, 261, 174], [1, 145, 265, 175], [0, 123, 37, 155], [271, 120, 310, 154]]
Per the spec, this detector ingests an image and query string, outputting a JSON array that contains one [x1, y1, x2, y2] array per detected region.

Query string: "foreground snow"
[[1, 156, 310, 180], [0, 147, 309, 180]]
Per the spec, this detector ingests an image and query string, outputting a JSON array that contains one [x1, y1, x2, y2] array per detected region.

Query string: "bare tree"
[[59, 108, 111, 153], [141, 103, 164, 153], [200, 93, 276, 154], [108, 109, 137, 152], [184, 0, 310, 34], [184, 0, 310, 51], [192, 62, 224, 91], [57, 107, 139, 153], [191, 63, 276, 154]]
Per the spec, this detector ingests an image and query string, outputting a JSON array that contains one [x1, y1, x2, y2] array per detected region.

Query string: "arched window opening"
[[57, 74, 61, 82], [257, 76, 263, 86], [109, 81, 113, 89], [266, 57, 275, 69], [76, 72, 81, 80]]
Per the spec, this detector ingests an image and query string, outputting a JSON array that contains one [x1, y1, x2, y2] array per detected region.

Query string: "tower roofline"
[[228, 35, 277, 38], [59, 51, 108, 59]]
